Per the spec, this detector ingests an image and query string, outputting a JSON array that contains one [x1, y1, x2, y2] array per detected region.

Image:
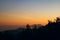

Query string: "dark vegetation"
[[0, 17, 60, 40]]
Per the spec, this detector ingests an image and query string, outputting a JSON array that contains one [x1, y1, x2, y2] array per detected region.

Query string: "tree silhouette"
[[56, 17, 60, 22], [26, 24, 30, 29], [48, 20, 52, 24]]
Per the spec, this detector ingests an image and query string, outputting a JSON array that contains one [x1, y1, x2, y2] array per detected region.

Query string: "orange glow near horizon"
[[0, 11, 57, 26], [0, 17, 48, 25], [0, 10, 58, 26], [0, 15, 55, 26]]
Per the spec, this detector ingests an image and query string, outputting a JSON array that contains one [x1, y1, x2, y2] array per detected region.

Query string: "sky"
[[0, 0, 60, 26]]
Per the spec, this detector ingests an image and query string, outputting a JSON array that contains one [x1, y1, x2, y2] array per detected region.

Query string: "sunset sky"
[[0, 0, 60, 26]]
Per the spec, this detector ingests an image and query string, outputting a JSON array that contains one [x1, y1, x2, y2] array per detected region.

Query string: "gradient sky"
[[0, 0, 60, 26]]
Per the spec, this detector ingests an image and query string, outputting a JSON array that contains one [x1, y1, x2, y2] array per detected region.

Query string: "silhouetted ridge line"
[[0, 17, 60, 40]]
